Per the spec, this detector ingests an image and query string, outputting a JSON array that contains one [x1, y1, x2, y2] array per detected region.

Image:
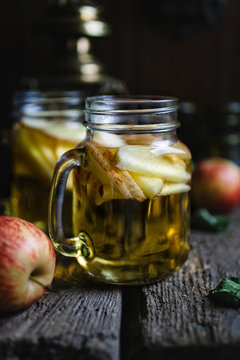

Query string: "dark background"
[[1, 1, 240, 115], [0, 0, 240, 144]]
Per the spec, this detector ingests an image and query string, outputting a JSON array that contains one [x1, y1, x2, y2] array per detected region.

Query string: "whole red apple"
[[192, 158, 240, 214], [0, 216, 56, 312]]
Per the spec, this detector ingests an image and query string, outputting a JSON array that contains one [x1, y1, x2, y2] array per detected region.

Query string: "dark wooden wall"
[[101, 0, 240, 102], [1, 0, 240, 128]]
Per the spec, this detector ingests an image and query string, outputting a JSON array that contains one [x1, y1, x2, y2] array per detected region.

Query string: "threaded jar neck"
[[84, 95, 179, 132]]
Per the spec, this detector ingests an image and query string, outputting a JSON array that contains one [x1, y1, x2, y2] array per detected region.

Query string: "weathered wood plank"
[[122, 208, 240, 360], [2, 209, 240, 360], [0, 257, 122, 360]]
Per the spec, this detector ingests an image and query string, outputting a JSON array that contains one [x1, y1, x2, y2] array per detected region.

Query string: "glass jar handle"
[[48, 146, 93, 259]]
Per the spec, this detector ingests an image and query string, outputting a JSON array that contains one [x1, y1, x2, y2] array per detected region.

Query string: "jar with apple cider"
[[11, 90, 86, 232], [49, 95, 192, 285]]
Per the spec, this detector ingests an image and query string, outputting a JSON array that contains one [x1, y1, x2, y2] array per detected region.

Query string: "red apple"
[[192, 158, 240, 214], [0, 216, 56, 312]]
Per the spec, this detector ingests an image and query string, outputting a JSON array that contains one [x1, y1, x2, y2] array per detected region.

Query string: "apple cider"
[[48, 95, 192, 285], [11, 91, 86, 232], [71, 139, 191, 284]]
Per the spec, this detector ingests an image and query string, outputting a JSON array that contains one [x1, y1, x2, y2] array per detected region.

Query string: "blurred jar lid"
[[206, 101, 240, 133], [41, 0, 111, 37]]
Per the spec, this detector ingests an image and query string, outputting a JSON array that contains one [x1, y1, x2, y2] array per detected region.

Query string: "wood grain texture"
[[122, 208, 240, 360], [1, 209, 240, 360], [0, 257, 122, 360]]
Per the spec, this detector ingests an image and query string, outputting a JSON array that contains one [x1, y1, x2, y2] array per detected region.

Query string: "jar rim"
[[85, 95, 178, 114], [84, 95, 179, 130], [13, 90, 86, 105], [12, 90, 85, 120]]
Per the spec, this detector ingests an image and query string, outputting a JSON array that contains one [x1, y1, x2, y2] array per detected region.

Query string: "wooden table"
[[1, 208, 240, 360]]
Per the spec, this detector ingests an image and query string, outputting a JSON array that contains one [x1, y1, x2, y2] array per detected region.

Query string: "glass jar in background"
[[178, 102, 208, 162], [0, 129, 12, 216], [11, 90, 87, 232], [205, 102, 240, 166], [49, 95, 192, 285]]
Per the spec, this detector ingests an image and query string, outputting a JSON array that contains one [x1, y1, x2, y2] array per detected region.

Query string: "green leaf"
[[209, 277, 240, 307], [191, 208, 230, 232]]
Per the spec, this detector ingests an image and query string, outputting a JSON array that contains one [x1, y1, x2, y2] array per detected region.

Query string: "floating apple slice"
[[87, 142, 132, 199], [44, 123, 86, 143], [150, 139, 191, 160], [14, 125, 54, 181], [30, 130, 57, 167], [19, 125, 60, 179], [122, 133, 156, 145], [21, 118, 53, 130], [160, 182, 190, 196], [94, 184, 124, 206], [32, 125, 86, 162], [173, 141, 191, 160], [94, 132, 125, 147], [77, 168, 97, 186], [86, 142, 146, 202], [130, 173, 163, 200], [17, 120, 86, 183], [73, 165, 124, 205], [116, 145, 191, 183], [86, 145, 117, 185], [120, 171, 147, 202], [22, 118, 86, 143]]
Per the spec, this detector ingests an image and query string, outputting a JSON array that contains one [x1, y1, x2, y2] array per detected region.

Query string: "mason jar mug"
[[48, 95, 192, 285]]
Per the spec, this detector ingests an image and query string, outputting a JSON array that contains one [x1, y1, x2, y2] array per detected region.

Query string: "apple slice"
[[160, 182, 191, 196], [15, 125, 54, 181], [94, 132, 125, 147], [87, 145, 119, 185], [17, 121, 86, 183], [116, 145, 191, 183], [150, 139, 192, 160], [123, 133, 156, 145], [120, 171, 147, 202], [73, 167, 124, 205], [93, 184, 124, 205], [22, 118, 86, 143], [130, 173, 163, 199], [87, 142, 132, 199], [44, 123, 86, 144], [31, 124, 85, 162], [173, 141, 191, 160], [86, 142, 146, 202], [21, 118, 53, 130]]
